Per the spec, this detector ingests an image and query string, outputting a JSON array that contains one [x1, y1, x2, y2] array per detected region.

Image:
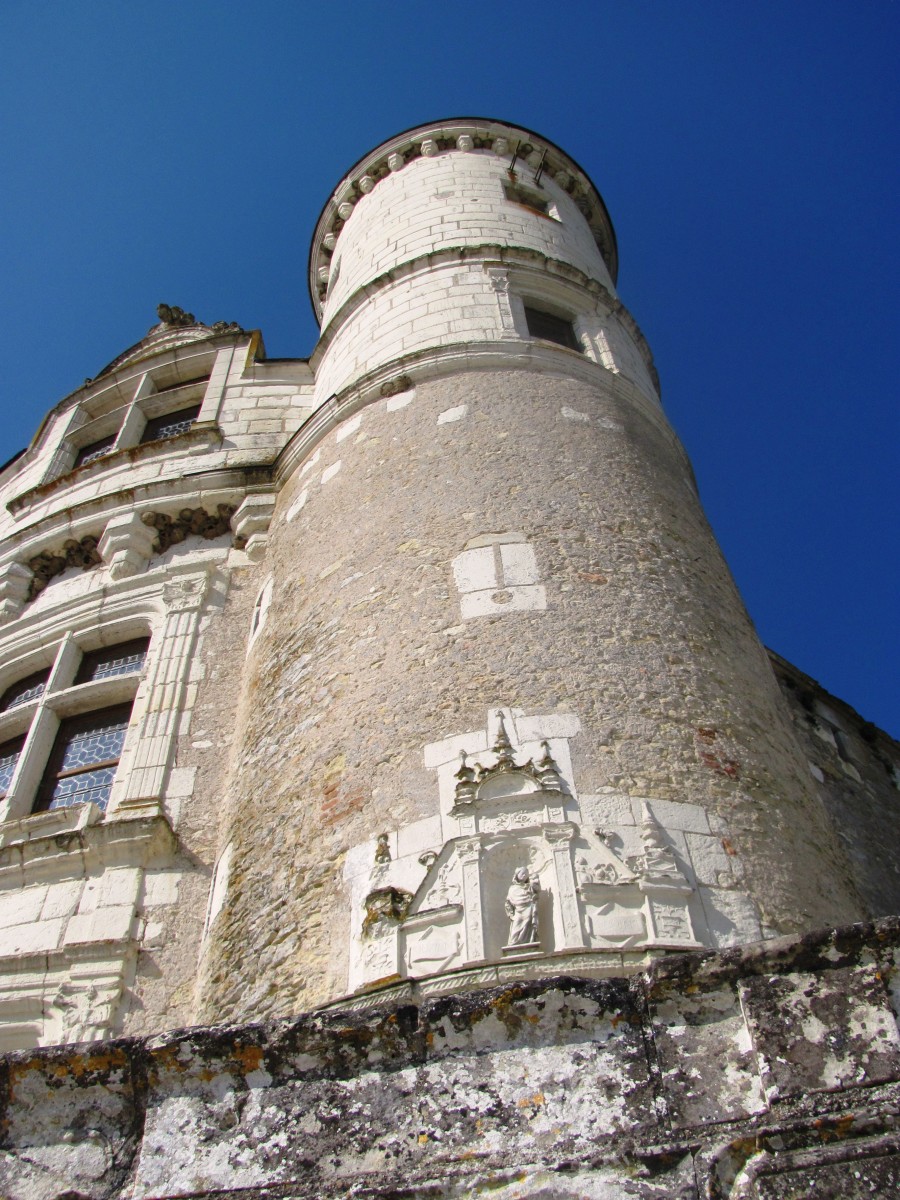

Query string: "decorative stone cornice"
[[308, 117, 619, 319]]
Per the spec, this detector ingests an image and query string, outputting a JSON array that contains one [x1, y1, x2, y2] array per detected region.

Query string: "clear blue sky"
[[1, 2, 897, 736]]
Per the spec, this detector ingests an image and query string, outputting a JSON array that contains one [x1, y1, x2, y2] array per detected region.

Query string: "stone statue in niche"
[[504, 868, 540, 947]]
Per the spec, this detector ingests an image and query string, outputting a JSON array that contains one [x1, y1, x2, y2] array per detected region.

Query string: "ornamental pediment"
[[450, 713, 565, 816]]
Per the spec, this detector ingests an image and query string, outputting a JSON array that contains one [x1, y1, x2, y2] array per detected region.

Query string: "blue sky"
[[1, 2, 897, 736]]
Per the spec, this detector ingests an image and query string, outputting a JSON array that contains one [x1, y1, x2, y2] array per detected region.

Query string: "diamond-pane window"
[[33, 704, 132, 814], [0, 737, 24, 798], [0, 668, 50, 711], [139, 405, 201, 445], [74, 435, 116, 468], [75, 638, 149, 685]]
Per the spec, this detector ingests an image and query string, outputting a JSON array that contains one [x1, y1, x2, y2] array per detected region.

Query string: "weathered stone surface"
[[1, 920, 899, 1198]]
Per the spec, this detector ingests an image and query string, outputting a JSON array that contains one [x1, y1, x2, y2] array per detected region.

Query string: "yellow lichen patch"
[[232, 1043, 264, 1074], [516, 1091, 545, 1109], [417, 1132, 429, 1144]]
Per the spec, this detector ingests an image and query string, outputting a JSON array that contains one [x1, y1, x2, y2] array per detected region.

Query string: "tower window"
[[139, 404, 201, 445], [524, 306, 581, 352], [74, 638, 149, 685], [0, 737, 24, 799], [33, 704, 133, 814], [504, 182, 552, 218], [0, 668, 50, 711], [74, 435, 117, 468]]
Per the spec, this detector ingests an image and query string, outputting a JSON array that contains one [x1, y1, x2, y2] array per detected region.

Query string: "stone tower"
[[198, 118, 865, 1019], [0, 120, 898, 1198]]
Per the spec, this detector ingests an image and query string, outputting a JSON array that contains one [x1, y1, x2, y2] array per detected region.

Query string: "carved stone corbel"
[[99, 512, 157, 580], [231, 494, 276, 562]]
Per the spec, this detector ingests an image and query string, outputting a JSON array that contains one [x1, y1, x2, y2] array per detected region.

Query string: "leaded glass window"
[[0, 668, 50, 711], [139, 405, 201, 445], [0, 738, 24, 798], [74, 435, 116, 468], [75, 638, 149, 685], [33, 704, 132, 814]]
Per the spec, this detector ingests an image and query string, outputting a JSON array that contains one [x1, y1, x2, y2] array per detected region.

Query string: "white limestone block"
[[321, 461, 342, 485], [286, 488, 309, 521], [41, 880, 84, 921], [460, 585, 546, 619], [437, 404, 468, 425], [77, 868, 140, 914], [452, 546, 495, 593], [386, 389, 415, 411], [336, 414, 362, 442], [143, 870, 182, 907], [636, 797, 711, 835], [0, 918, 64, 956], [64, 905, 135, 946], [0, 886, 48, 927], [700, 887, 762, 948], [499, 543, 539, 586]]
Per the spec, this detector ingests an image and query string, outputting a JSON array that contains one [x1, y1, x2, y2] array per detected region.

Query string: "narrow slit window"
[[139, 405, 201, 445], [524, 306, 581, 352], [33, 703, 133, 814]]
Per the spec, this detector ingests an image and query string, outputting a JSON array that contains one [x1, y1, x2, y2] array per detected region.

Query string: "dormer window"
[[44, 367, 211, 486]]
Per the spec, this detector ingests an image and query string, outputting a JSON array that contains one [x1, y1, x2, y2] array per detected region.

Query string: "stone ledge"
[[0, 917, 898, 1198], [0, 916, 897, 1190]]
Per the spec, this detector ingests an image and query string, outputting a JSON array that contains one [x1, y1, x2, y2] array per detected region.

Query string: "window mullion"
[[2, 706, 59, 821]]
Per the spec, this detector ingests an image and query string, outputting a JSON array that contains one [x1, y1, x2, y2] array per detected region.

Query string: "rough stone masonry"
[[0, 118, 897, 1196]]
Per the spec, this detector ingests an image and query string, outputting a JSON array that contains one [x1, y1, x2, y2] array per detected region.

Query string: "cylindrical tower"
[[199, 120, 863, 1022]]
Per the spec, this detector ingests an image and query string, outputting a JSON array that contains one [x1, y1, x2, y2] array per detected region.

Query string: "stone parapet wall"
[[2, 917, 899, 1198]]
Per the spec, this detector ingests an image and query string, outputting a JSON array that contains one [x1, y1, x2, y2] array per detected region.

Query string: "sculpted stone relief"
[[344, 708, 754, 993]]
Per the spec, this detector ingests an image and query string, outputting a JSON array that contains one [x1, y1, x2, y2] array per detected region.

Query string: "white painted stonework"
[[344, 708, 760, 995], [451, 534, 546, 618]]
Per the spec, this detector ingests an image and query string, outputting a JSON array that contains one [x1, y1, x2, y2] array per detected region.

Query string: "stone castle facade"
[[0, 119, 898, 1197]]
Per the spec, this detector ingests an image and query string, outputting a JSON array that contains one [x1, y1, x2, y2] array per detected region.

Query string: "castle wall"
[[0, 118, 895, 1095], [771, 653, 900, 920]]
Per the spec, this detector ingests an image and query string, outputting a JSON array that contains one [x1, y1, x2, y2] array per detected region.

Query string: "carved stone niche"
[[348, 714, 709, 994]]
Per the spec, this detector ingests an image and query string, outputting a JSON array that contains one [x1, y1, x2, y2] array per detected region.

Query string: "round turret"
[[198, 120, 863, 1022]]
